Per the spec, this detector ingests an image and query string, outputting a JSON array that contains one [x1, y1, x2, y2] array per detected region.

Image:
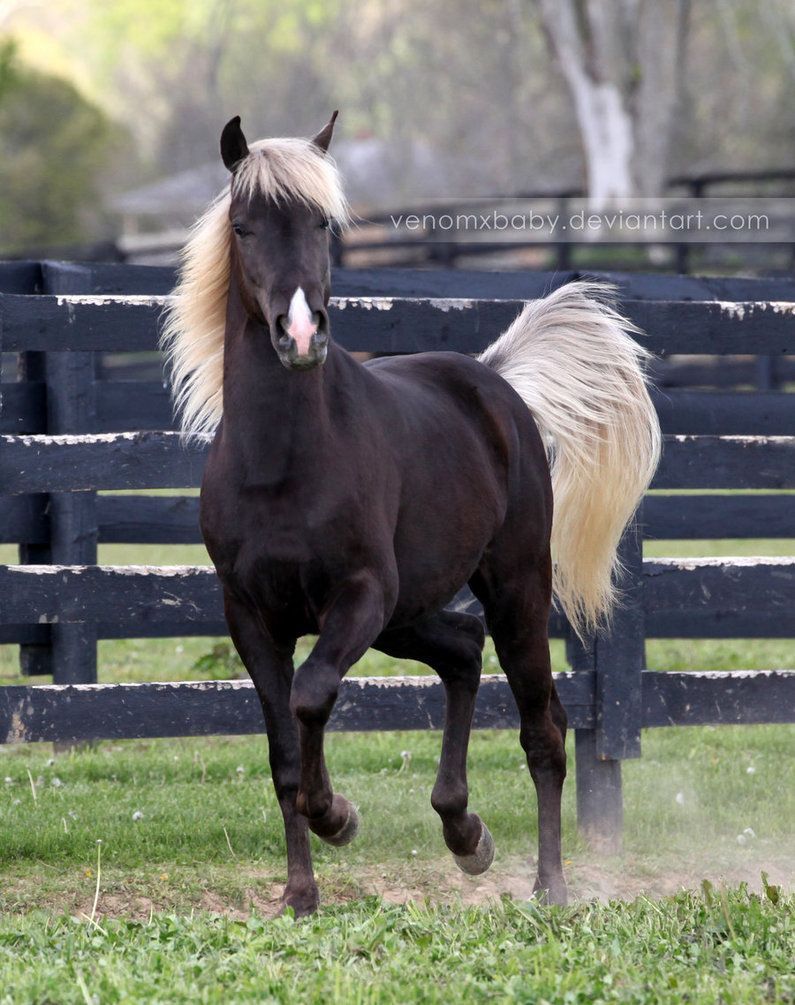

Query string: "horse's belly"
[[388, 505, 496, 626]]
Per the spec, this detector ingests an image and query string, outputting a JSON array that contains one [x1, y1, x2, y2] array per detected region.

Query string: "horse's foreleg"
[[374, 611, 494, 873], [290, 572, 387, 845], [224, 594, 319, 916]]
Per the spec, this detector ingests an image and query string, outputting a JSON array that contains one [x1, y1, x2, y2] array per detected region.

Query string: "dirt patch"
[[567, 855, 793, 903], [351, 850, 794, 908], [3, 849, 791, 920]]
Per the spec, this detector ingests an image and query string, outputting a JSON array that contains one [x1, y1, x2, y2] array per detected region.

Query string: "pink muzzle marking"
[[286, 287, 318, 356]]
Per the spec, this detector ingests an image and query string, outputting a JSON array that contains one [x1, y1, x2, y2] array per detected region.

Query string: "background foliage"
[[0, 39, 124, 253], [1, 1, 795, 252]]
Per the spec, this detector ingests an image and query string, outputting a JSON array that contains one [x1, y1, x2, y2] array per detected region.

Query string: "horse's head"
[[221, 112, 344, 371]]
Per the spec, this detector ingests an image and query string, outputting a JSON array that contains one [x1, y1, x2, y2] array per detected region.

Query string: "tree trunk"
[[537, 0, 687, 204], [632, 1, 686, 196]]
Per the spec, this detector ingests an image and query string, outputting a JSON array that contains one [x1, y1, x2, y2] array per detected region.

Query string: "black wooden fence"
[[331, 168, 795, 273], [1, 260, 794, 849], [104, 167, 795, 274]]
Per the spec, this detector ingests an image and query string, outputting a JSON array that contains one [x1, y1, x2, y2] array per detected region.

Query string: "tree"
[[536, 0, 689, 203], [0, 40, 120, 253]]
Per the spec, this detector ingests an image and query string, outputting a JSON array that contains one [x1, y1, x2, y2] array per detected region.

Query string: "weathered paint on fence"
[[1, 671, 792, 747], [1, 557, 792, 639], [3, 292, 795, 356]]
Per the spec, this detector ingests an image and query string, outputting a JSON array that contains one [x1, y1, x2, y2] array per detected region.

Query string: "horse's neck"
[[220, 283, 335, 481]]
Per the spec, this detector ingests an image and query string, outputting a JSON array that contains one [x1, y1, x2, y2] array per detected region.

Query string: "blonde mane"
[[161, 137, 350, 438]]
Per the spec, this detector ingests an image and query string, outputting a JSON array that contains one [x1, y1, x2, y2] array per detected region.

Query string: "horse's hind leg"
[[374, 610, 494, 873], [224, 593, 318, 917], [471, 556, 568, 905]]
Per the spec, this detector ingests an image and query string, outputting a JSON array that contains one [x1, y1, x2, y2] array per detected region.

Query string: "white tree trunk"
[[537, 0, 686, 204], [561, 62, 634, 203]]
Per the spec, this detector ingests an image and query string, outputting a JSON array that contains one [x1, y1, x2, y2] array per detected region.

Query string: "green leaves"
[[0, 46, 120, 254], [761, 871, 781, 906]]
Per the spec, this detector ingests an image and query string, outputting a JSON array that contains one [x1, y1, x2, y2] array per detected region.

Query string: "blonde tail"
[[478, 281, 661, 640]]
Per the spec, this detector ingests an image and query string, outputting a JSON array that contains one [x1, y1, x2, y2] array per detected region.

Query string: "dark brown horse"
[[163, 113, 660, 916]]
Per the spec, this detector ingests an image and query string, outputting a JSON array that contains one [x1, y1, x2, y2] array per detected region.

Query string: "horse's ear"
[[311, 110, 338, 154], [221, 116, 249, 172]]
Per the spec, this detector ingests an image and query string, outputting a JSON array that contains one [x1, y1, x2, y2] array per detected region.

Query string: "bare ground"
[[2, 847, 792, 920]]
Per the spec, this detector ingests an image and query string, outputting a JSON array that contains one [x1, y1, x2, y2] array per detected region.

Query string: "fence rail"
[[3, 292, 795, 355], [2, 670, 793, 748], [0, 260, 793, 851], [0, 557, 792, 638], [5, 381, 795, 438], [2, 485, 795, 550], [0, 431, 792, 494]]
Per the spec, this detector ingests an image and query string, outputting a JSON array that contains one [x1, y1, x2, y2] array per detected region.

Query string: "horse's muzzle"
[[275, 329, 329, 370]]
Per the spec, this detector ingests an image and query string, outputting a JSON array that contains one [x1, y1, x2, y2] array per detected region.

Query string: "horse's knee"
[[271, 772, 301, 807], [290, 662, 339, 725]]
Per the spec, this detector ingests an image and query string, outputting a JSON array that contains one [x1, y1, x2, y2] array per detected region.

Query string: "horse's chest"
[[201, 481, 363, 618]]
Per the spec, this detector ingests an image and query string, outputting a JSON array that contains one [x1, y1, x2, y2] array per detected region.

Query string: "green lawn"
[[0, 725, 792, 1003], [0, 530, 792, 1002], [0, 887, 791, 1004]]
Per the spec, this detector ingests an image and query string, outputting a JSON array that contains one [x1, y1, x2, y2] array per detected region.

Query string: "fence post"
[[573, 514, 644, 852], [44, 351, 99, 686], [16, 350, 52, 675], [10, 262, 51, 675], [755, 356, 774, 391], [41, 265, 99, 689]]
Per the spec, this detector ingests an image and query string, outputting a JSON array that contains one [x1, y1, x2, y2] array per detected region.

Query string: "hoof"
[[533, 876, 568, 906], [453, 822, 495, 876], [322, 801, 360, 848], [279, 884, 319, 918]]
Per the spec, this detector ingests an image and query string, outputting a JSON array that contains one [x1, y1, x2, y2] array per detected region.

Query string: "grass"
[[0, 725, 793, 1002], [0, 726, 793, 906], [0, 529, 792, 1000], [0, 887, 791, 1004]]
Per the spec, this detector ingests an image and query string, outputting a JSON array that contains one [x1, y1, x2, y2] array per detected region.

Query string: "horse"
[[162, 112, 661, 917]]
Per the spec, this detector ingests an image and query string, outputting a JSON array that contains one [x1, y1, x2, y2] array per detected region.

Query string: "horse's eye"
[[319, 217, 330, 230], [232, 223, 252, 237]]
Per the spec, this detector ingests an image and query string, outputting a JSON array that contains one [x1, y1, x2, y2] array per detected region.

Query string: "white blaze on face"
[[286, 287, 318, 356]]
